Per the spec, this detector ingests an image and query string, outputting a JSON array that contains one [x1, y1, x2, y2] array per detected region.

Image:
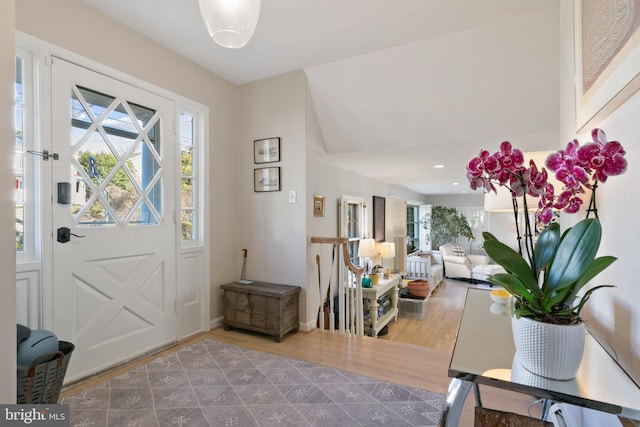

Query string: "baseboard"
[[211, 316, 315, 333]]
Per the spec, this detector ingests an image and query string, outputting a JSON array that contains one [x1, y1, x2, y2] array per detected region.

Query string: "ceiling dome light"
[[198, 0, 261, 49]]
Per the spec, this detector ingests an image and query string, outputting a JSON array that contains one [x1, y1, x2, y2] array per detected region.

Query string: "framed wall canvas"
[[254, 137, 280, 164], [313, 194, 325, 217], [575, 0, 640, 131], [254, 167, 280, 192], [373, 195, 385, 242]]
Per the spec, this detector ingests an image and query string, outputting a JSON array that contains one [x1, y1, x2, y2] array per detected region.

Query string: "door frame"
[[17, 32, 210, 346]]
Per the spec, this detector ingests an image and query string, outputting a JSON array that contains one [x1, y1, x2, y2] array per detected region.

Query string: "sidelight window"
[[15, 49, 38, 261]]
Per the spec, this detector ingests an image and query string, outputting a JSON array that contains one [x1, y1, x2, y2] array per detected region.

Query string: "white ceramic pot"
[[511, 315, 585, 380]]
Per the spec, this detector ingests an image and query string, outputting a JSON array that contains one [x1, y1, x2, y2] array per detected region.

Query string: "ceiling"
[[81, 0, 561, 196]]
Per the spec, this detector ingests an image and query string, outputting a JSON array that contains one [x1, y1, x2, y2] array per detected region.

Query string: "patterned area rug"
[[62, 339, 444, 426]]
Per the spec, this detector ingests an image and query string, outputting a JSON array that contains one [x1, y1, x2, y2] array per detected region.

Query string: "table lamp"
[[357, 238, 377, 276], [379, 242, 396, 279]]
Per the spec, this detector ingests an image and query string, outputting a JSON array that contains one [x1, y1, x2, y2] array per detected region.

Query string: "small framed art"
[[313, 194, 325, 217], [254, 167, 280, 192], [254, 137, 280, 164]]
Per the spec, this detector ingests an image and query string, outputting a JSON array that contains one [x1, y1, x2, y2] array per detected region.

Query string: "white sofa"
[[439, 244, 505, 283], [405, 251, 443, 287]]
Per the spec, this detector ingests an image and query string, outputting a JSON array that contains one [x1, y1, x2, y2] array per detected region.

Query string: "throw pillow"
[[450, 245, 466, 257]]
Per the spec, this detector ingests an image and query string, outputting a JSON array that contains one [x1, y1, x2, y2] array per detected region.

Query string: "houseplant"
[[420, 205, 474, 250], [466, 128, 627, 379]]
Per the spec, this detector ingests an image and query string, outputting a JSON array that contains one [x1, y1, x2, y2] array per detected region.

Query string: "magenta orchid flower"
[[546, 140, 591, 191], [494, 141, 525, 185], [467, 149, 500, 192], [467, 129, 627, 255], [576, 129, 627, 183]]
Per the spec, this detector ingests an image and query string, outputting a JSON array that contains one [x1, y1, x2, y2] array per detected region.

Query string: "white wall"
[[16, 0, 239, 323], [560, 0, 640, 385], [1, 0, 17, 403], [237, 71, 426, 329], [238, 71, 309, 317]]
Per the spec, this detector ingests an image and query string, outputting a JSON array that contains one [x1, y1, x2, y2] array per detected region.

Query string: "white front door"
[[51, 58, 177, 381]]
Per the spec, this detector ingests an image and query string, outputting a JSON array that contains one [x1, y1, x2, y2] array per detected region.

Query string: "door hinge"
[[27, 150, 59, 161]]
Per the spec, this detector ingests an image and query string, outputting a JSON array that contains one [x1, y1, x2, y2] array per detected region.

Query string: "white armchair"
[[439, 244, 505, 282]]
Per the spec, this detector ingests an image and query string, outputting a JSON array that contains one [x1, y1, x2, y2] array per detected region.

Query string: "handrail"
[[309, 236, 364, 276]]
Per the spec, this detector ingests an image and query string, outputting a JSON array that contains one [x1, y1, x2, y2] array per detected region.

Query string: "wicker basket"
[[17, 341, 74, 404]]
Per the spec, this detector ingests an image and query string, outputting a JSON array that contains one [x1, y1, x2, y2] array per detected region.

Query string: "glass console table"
[[440, 288, 640, 426]]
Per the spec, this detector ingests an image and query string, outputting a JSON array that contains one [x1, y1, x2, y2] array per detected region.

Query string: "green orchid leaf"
[[513, 306, 538, 318], [483, 239, 540, 293], [534, 222, 560, 278], [488, 273, 539, 306], [542, 286, 572, 312], [546, 219, 602, 291], [482, 231, 499, 241], [565, 256, 617, 302], [574, 285, 615, 316]]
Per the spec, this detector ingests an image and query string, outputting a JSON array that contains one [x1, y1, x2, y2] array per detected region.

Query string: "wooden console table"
[[221, 281, 300, 342], [362, 274, 400, 337]]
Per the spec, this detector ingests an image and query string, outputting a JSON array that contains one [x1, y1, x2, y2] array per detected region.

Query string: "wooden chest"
[[221, 281, 300, 342]]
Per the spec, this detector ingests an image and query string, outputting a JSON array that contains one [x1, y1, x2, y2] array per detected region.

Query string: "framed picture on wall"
[[254, 137, 280, 164], [313, 194, 325, 217], [254, 167, 280, 192], [373, 196, 385, 242]]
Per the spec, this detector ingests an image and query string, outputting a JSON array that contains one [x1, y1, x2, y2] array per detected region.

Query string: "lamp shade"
[[199, 0, 261, 49], [484, 186, 539, 213], [379, 242, 396, 259], [484, 186, 518, 212], [357, 239, 377, 258]]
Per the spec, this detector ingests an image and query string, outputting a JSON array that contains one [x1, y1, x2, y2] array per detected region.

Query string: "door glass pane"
[[180, 113, 196, 242], [70, 85, 161, 227], [75, 191, 116, 226], [15, 57, 25, 252], [181, 209, 193, 239], [131, 200, 159, 226], [347, 203, 359, 238]]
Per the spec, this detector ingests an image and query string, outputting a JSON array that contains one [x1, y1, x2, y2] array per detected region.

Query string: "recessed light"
[[452, 182, 460, 186], [434, 164, 445, 169]]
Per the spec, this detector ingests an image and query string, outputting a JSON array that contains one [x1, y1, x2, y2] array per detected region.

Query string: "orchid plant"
[[466, 129, 627, 324]]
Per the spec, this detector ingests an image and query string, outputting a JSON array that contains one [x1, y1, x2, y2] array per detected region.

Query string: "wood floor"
[[61, 279, 540, 426]]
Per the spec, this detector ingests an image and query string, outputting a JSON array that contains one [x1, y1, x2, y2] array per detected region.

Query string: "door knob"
[[57, 227, 71, 243], [57, 227, 85, 243]]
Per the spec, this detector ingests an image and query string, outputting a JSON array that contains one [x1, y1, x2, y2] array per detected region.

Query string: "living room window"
[[406, 204, 420, 254], [339, 195, 366, 267]]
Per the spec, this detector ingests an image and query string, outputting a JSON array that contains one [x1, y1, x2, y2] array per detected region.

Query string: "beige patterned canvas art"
[[581, 0, 640, 93]]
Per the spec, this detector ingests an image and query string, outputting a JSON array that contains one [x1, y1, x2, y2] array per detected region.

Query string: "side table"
[[362, 274, 400, 337]]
